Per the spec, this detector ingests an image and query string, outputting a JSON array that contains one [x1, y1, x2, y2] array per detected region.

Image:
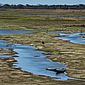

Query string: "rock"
[[46, 68, 66, 74], [36, 46, 43, 49], [30, 44, 34, 46], [81, 34, 85, 38], [12, 55, 19, 57]]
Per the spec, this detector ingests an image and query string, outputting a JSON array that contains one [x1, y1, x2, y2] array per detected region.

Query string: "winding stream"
[[0, 30, 85, 81], [0, 30, 70, 80], [56, 32, 85, 44]]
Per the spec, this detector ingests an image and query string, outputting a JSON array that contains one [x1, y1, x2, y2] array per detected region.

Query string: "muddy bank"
[[0, 57, 85, 85], [0, 40, 68, 80], [0, 32, 85, 84], [0, 48, 17, 55]]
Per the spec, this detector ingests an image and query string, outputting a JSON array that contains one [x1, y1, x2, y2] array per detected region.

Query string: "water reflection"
[[56, 32, 85, 44], [13, 44, 69, 80], [0, 29, 33, 34], [0, 40, 70, 80]]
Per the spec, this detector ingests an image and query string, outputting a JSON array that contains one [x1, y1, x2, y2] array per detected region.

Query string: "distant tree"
[[0, 4, 85, 9], [3, 4, 10, 8], [10, 4, 17, 9], [0, 3, 2, 8], [16, 4, 25, 9], [26, 4, 30, 8]]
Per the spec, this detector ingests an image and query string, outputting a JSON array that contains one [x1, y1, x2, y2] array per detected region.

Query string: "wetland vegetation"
[[0, 8, 85, 85]]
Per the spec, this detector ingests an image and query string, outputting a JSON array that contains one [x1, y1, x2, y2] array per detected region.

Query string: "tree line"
[[0, 4, 85, 9]]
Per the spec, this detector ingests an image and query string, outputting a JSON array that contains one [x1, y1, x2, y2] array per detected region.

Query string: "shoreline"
[[0, 31, 85, 84], [0, 55, 85, 85], [0, 8, 85, 84]]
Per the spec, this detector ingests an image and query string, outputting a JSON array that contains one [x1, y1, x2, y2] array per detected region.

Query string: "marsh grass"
[[0, 9, 85, 84], [0, 9, 85, 32]]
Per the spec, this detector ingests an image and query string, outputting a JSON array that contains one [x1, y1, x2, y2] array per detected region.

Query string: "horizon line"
[[0, 3, 85, 5]]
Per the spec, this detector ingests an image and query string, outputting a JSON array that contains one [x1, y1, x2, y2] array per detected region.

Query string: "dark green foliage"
[[0, 4, 85, 9]]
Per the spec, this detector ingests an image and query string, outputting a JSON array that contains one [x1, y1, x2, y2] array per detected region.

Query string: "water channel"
[[0, 30, 70, 80], [0, 30, 84, 80], [56, 32, 85, 44]]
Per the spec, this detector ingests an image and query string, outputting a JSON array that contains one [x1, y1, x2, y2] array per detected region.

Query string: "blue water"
[[56, 32, 85, 44], [0, 30, 84, 80], [0, 40, 70, 80], [0, 29, 33, 34]]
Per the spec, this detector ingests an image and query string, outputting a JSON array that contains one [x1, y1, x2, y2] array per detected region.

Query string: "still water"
[[0, 41, 70, 80], [0, 38, 70, 80], [0, 29, 33, 34], [56, 32, 85, 44]]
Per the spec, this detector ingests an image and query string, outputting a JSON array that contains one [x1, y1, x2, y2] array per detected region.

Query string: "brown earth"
[[0, 57, 85, 85], [0, 32, 85, 84]]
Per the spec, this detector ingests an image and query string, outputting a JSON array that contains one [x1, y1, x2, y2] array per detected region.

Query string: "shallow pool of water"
[[55, 32, 85, 44], [0, 40, 70, 80], [0, 29, 33, 34]]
